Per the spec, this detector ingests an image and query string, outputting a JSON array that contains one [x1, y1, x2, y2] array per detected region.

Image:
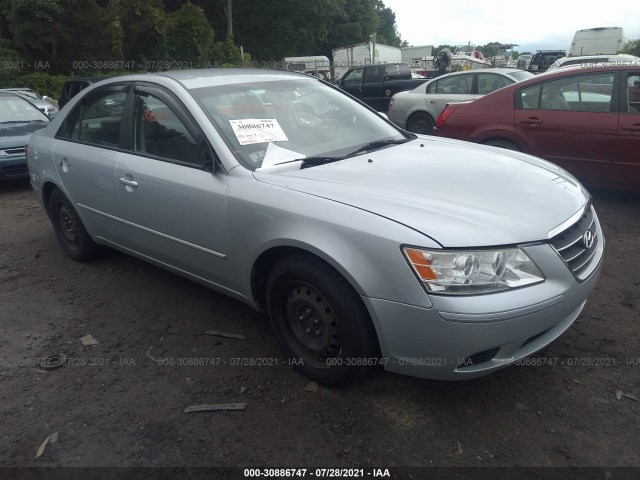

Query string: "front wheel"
[[265, 254, 378, 386], [406, 112, 434, 135], [48, 188, 100, 261]]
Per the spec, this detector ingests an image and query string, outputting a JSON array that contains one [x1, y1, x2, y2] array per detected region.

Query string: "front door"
[[114, 85, 233, 289]]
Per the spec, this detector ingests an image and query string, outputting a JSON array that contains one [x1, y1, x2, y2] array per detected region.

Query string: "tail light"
[[435, 104, 459, 128]]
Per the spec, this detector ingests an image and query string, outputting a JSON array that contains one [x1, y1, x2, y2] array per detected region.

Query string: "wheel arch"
[[251, 243, 383, 359], [250, 243, 367, 311], [480, 136, 522, 151]]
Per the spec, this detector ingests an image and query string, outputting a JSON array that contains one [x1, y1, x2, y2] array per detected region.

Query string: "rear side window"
[[57, 90, 126, 146], [626, 74, 640, 114], [518, 73, 614, 112]]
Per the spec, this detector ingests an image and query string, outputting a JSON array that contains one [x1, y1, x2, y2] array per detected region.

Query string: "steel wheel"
[[281, 281, 342, 369], [48, 188, 101, 261], [266, 254, 378, 386]]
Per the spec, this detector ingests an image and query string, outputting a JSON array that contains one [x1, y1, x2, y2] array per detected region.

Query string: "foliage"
[[0, 0, 405, 81], [6, 71, 68, 98], [621, 39, 640, 57]]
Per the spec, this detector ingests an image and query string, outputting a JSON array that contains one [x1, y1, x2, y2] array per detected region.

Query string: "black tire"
[[483, 139, 520, 151], [48, 188, 100, 261], [265, 254, 377, 386], [406, 112, 434, 135]]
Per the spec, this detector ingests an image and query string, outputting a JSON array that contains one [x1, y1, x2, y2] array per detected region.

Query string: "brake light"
[[435, 104, 459, 128]]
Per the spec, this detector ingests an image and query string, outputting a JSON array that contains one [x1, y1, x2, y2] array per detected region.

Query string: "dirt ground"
[[0, 178, 639, 477]]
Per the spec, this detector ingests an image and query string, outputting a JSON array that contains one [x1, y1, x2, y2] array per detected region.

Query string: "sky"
[[385, 0, 640, 53]]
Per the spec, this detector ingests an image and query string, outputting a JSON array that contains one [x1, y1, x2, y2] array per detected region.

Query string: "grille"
[[1, 147, 26, 156], [549, 205, 600, 281], [459, 347, 500, 368]]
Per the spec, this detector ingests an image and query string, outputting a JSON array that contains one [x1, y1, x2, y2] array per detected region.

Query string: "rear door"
[[515, 72, 618, 186], [52, 84, 129, 240], [425, 72, 475, 119], [614, 71, 640, 189], [114, 83, 233, 288]]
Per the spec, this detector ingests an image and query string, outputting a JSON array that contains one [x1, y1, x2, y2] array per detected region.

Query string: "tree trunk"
[[224, 0, 232, 37]]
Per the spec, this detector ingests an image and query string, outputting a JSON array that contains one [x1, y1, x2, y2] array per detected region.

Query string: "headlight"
[[403, 246, 545, 295]]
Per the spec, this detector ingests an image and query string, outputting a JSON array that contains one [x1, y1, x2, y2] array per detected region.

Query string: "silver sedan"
[[27, 69, 603, 385], [388, 68, 534, 134]]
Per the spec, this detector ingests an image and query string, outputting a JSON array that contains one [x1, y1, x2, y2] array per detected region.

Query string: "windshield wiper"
[[346, 138, 412, 157], [300, 156, 346, 168]]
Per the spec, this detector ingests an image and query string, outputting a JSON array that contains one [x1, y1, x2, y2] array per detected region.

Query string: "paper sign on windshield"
[[229, 119, 289, 145]]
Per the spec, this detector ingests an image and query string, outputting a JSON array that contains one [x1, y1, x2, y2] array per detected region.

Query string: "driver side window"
[[343, 68, 364, 85]]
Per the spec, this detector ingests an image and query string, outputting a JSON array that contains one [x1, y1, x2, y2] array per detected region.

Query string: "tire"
[[406, 112, 434, 135], [48, 188, 100, 261], [265, 254, 377, 386], [483, 139, 520, 151]]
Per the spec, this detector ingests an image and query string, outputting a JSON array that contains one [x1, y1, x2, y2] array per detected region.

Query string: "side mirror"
[[43, 95, 50, 101], [47, 111, 58, 119], [378, 112, 389, 120]]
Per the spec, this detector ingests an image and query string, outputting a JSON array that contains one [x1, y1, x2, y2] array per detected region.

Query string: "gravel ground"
[[0, 179, 639, 477]]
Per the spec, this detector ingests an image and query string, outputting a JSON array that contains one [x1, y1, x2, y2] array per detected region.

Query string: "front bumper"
[[0, 156, 29, 179], [364, 223, 604, 381]]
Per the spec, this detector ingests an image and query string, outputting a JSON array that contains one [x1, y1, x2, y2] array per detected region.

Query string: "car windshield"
[[14, 89, 41, 100], [189, 78, 406, 170], [0, 96, 49, 123]]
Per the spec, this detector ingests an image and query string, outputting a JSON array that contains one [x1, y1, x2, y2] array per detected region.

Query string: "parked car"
[[0, 88, 57, 116], [0, 92, 50, 180], [547, 54, 640, 71], [28, 69, 603, 385], [336, 63, 428, 111], [387, 68, 534, 134], [58, 77, 107, 110], [528, 50, 566, 73], [433, 65, 640, 191]]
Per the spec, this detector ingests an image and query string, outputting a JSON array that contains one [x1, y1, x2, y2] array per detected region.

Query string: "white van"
[[547, 53, 640, 71], [569, 27, 624, 56]]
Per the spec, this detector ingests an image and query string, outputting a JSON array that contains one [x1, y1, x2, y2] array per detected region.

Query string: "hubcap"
[[284, 283, 341, 366], [58, 202, 78, 244]]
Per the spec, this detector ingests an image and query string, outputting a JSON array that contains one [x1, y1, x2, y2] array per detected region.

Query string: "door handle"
[[118, 177, 138, 187], [520, 117, 542, 125], [429, 100, 437, 104]]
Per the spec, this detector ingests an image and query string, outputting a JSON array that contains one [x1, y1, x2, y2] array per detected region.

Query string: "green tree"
[[165, 3, 216, 64], [621, 38, 640, 57], [374, 0, 402, 46]]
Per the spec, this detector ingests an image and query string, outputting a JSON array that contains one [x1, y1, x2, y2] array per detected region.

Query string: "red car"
[[433, 65, 640, 191]]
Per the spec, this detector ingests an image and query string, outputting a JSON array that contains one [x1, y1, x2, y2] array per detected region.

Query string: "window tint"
[[343, 68, 364, 85], [132, 92, 201, 166], [435, 74, 472, 94], [58, 91, 126, 145], [477, 73, 512, 94], [363, 66, 383, 83], [542, 73, 614, 112], [627, 74, 640, 114]]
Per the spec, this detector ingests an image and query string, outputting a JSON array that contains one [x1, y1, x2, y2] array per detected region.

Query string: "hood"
[[0, 122, 49, 147], [253, 137, 588, 247]]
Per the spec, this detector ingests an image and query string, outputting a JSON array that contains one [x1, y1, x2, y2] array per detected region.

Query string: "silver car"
[[27, 69, 603, 385], [387, 68, 534, 134], [1, 88, 57, 116]]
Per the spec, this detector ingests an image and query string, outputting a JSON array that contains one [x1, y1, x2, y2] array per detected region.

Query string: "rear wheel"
[[406, 112, 434, 135], [265, 254, 377, 386], [48, 188, 100, 261], [483, 139, 520, 151]]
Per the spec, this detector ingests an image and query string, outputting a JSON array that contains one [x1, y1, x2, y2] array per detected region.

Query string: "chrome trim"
[[438, 295, 564, 323], [547, 202, 588, 239], [78, 203, 227, 259]]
